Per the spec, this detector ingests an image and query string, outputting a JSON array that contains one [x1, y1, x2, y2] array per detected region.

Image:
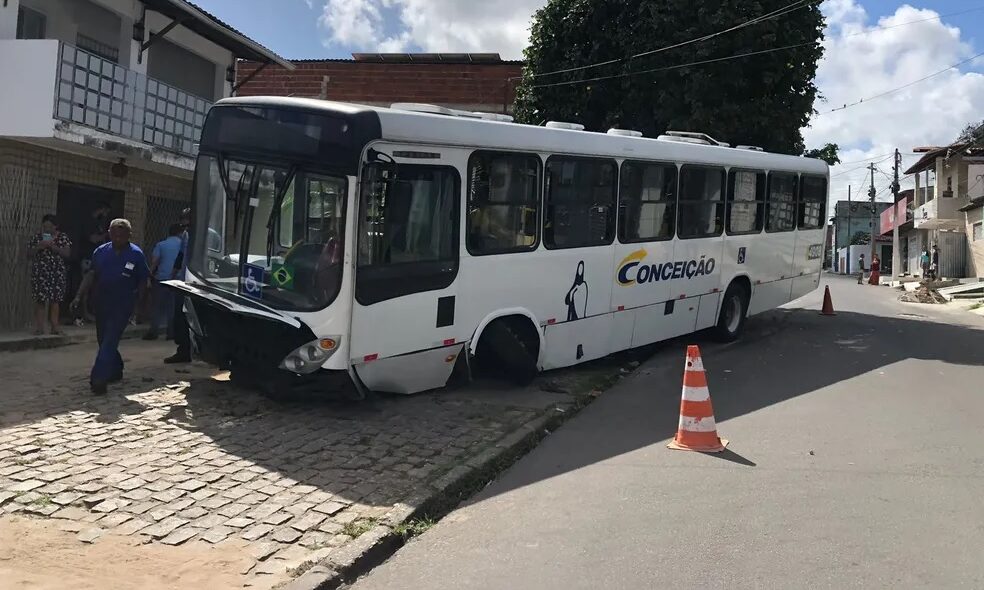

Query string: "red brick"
[[236, 59, 523, 111]]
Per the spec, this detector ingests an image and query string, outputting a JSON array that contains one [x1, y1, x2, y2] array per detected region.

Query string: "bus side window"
[[766, 172, 798, 232], [544, 157, 617, 249], [726, 170, 766, 235], [678, 165, 725, 239], [618, 161, 676, 242], [467, 151, 541, 255], [798, 175, 827, 230], [356, 163, 461, 305]]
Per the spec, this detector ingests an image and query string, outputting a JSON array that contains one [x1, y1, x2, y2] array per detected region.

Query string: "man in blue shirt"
[[143, 223, 184, 340], [165, 208, 192, 364], [71, 218, 149, 394]]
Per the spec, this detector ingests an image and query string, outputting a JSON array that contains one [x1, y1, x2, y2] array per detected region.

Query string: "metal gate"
[[937, 231, 967, 279], [0, 165, 39, 330], [907, 234, 922, 276], [143, 195, 188, 252]]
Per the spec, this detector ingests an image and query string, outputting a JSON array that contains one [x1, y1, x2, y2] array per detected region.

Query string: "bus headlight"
[[279, 337, 341, 374]]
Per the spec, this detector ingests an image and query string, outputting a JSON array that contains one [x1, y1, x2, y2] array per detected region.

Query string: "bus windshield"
[[190, 153, 347, 311]]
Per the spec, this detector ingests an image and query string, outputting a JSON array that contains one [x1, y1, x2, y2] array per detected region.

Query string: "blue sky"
[[192, 0, 983, 60], [194, 0, 984, 204]]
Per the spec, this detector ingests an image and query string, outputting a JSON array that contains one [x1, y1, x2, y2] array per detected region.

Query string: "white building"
[[0, 0, 292, 330], [905, 142, 984, 279]]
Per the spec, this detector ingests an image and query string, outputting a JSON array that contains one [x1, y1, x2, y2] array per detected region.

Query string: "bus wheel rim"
[[726, 295, 742, 333]]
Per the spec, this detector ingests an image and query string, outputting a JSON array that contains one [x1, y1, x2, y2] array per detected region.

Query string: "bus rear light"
[[547, 318, 556, 325], [363, 354, 378, 363], [617, 305, 625, 311], [443, 338, 456, 346]]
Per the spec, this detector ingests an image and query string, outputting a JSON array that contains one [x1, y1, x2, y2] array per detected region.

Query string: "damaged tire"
[[474, 317, 540, 385]]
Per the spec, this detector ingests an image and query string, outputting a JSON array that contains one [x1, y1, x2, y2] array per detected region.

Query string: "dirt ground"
[[0, 515, 257, 589]]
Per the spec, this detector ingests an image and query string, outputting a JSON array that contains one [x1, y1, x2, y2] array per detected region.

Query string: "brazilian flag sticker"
[[271, 263, 294, 290]]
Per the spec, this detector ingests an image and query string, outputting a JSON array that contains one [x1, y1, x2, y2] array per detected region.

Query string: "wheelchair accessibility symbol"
[[737, 247, 747, 265], [242, 263, 264, 300]]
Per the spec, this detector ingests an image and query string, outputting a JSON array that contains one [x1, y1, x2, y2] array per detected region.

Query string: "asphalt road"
[[349, 276, 984, 589]]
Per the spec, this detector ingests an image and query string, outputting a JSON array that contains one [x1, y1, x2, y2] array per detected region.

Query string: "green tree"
[[957, 120, 984, 143], [850, 231, 870, 246], [804, 143, 840, 165], [514, 0, 825, 154]]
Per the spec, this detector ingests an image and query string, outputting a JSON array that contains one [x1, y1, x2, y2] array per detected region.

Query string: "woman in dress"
[[868, 254, 881, 286], [29, 214, 72, 335]]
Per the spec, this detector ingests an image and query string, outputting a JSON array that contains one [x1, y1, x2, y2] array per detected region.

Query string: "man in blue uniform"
[[165, 208, 192, 364], [71, 218, 149, 394]]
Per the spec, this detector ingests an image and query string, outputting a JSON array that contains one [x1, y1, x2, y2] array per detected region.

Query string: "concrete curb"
[[277, 398, 593, 590], [0, 325, 143, 353]]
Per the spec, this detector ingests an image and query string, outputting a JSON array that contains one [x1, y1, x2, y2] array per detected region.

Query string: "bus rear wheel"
[[474, 318, 539, 386], [714, 283, 749, 342]]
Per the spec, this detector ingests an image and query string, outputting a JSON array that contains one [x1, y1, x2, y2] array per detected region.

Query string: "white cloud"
[[316, 0, 541, 58], [313, 0, 984, 211], [806, 2, 984, 209], [318, 0, 385, 47]]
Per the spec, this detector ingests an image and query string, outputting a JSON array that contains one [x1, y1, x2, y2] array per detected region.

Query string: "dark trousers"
[[172, 294, 190, 357], [149, 282, 174, 335], [91, 304, 130, 383]]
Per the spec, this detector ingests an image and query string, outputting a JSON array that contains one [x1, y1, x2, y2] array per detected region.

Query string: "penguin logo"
[[565, 261, 589, 321]]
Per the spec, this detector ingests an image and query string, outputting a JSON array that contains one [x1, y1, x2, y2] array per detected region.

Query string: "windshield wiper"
[[266, 165, 297, 264], [215, 153, 255, 242]]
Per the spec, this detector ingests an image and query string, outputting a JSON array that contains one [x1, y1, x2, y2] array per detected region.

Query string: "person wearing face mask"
[[29, 214, 72, 335]]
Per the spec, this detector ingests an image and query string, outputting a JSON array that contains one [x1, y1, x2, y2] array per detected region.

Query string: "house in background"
[[236, 52, 524, 115], [878, 187, 935, 276], [904, 141, 984, 278], [0, 0, 291, 331], [829, 199, 893, 274]]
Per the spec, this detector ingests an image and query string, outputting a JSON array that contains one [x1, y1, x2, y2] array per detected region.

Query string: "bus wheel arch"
[[470, 310, 543, 385], [714, 277, 751, 342]]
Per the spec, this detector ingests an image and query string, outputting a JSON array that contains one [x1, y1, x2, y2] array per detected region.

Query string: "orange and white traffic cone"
[[667, 345, 728, 453], [819, 285, 836, 316]]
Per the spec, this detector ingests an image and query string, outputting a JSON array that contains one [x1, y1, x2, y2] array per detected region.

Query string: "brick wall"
[[0, 139, 191, 330], [237, 60, 524, 114]]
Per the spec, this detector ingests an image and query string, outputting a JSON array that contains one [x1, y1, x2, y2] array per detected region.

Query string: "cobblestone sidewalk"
[[0, 341, 586, 588]]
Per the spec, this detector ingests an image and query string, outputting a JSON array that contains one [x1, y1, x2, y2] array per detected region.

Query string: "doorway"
[[879, 244, 893, 274], [56, 182, 125, 318]]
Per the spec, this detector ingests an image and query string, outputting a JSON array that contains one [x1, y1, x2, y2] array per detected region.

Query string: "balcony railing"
[[53, 43, 211, 158]]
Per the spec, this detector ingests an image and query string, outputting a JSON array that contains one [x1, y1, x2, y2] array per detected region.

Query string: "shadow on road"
[[461, 304, 984, 501], [2, 284, 982, 511]]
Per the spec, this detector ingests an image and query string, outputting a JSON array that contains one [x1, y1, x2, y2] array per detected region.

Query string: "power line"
[[522, 4, 984, 89], [528, 0, 812, 80], [531, 42, 816, 89], [836, 152, 893, 165], [831, 155, 892, 178], [836, 152, 919, 166], [820, 49, 984, 115], [841, 5, 984, 36], [874, 166, 895, 182], [532, 30, 984, 92]]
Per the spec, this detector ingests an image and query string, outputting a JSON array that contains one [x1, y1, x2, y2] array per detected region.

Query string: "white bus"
[[169, 97, 828, 398]]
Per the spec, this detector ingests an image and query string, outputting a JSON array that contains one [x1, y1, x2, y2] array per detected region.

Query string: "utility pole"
[[868, 163, 877, 263], [845, 185, 851, 272], [891, 149, 902, 281]]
